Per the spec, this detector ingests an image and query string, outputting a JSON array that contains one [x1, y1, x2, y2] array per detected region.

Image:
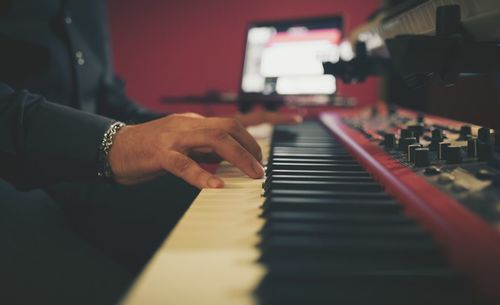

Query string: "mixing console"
[[342, 105, 500, 227]]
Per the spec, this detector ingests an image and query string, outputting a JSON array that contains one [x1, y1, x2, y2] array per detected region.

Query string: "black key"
[[267, 162, 365, 172], [262, 197, 401, 213], [264, 180, 383, 194]]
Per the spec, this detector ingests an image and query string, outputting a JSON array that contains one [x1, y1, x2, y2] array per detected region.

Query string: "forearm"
[[0, 83, 113, 190]]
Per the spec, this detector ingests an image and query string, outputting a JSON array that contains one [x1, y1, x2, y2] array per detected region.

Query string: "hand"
[[235, 110, 302, 127], [108, 114, 264, 189]]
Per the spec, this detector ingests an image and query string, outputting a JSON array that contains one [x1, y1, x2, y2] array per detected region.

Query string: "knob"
[[414, 148, 430, 167], [467, 138, 477, 158], [431, 129, 444, 141], [459, 125, 472, 140], [399, 137, 417, 152], [438, 142, 451, 160], [446, 146, 463, 164], [478, 127, 492, 143], [417, 113, 425, 124], [383, 133, 396, 149], [400, 128, 414, 139], [408, 124, 425, 141], [408, 144, 422, 162], [424, 166, 441, 176], [477, 142, 494, 161], [429, 129, 444, 151]]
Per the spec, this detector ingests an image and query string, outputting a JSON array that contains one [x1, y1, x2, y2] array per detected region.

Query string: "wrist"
[[97, 121, 126, 179]]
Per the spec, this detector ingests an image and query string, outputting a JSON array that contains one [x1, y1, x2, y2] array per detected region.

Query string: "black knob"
[[414, 148, 430, 167], [438, 142, 451, 160], [478, 127, 492, 143], [424, 166, 441, 176], [477, 142, 494, 161], [446, 146, 463, 164], [417, 113, 425, 124], [467, 138, 477, 158], [408, 144, 422, 162], [408, 124, 425, 141], [459, 125, 472, 140], [431, 129, 444, 141], [400, 128, 414, 139], [383, 133, 396, 149], [399, 137, 417, 152], [430, 129, 444, 151]]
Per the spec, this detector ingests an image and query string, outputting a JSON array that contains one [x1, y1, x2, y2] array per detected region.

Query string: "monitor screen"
[[240, 16, 344, 96]]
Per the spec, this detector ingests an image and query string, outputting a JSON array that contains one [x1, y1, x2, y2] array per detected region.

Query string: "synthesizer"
[[121, 105, 500, 305]]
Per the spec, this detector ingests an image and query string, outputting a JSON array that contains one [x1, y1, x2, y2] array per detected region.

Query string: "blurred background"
[[108, 0, 380, 113]]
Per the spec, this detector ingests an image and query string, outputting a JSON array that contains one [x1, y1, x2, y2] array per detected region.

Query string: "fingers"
[[206, 118, 262, 161], [179, 129, 264, 179], [261, 111, 303, 125], [236, 110, 303, 127], [162, 151, 224, 189]]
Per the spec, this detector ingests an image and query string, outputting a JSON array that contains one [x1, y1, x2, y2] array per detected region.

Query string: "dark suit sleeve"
[[0, 82, 114, 190]]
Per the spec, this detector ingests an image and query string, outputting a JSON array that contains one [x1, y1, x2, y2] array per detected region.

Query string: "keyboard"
[[122, 110, 500, 305]]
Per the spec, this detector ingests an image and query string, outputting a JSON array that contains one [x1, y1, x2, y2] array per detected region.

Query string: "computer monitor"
[[239, 15, 344, 100]]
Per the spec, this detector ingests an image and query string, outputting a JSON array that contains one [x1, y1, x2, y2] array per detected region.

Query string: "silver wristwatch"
[[97, 121, 126, 178]]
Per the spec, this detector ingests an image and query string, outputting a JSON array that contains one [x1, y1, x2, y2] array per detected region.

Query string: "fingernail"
[[208, 176, 224, 188], [253, 160, 265, 178]]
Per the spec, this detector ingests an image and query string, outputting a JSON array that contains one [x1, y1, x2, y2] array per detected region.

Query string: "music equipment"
[[121, 104, 500, 305], [122, 1, 500, 304]]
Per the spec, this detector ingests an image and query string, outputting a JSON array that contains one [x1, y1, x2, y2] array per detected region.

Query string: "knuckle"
[[210, 128, 228, 141], [173, 155, 192, 174], [225, 118, 241, 131]]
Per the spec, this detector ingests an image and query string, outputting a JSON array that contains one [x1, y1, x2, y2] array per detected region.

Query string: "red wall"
[[108, 0, 380, 112]]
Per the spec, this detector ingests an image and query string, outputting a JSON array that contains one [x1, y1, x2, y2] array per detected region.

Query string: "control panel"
[[343, 105, 500, 228]]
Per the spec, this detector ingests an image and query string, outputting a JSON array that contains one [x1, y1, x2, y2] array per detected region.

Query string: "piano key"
[[260, 222, 428, 238], [266, 169, 371, 177], [266, 162, 365, 172], [266, 190, 394, 202], [262, 196, 400, 213], [263, 180, 383, 194]]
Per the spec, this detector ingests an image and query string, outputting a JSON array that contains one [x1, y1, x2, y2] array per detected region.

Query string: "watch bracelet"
[[97, 121, 126, 178]]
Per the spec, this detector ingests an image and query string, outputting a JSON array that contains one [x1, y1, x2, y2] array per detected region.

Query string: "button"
[[414, 148, 430, 167], [75, 51, 85, 65], [64, 16, 72, 24], [424, 166, 441, 176], [438, 173, 455, 184]]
